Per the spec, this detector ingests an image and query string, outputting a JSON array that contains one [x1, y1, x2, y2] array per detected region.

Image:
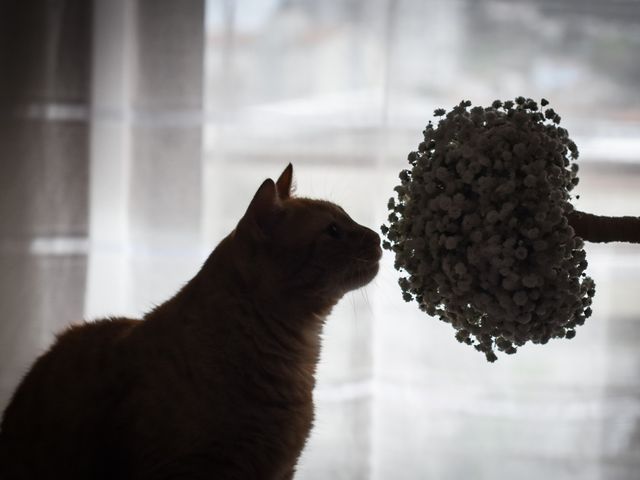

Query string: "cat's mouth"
[[342, 246, 382, 290], [343, 261, 379, 291], [358, 260, 380, 283]]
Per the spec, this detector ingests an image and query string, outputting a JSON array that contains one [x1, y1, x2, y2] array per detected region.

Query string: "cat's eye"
[[326, 222, 342, 239]]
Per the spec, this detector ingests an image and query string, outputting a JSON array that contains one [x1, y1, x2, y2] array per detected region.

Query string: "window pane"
[[205, 1, 640, 479]]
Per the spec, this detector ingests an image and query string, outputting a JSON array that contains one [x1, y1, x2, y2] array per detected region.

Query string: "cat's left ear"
[[276, 163, 294, 200], [239, 178, 282, 238]]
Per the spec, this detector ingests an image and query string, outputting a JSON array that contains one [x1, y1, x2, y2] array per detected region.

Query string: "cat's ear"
[[239, 178, 282, 237], [276, 163, 294, 200]]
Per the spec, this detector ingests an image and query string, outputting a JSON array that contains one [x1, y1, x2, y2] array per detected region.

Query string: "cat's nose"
[[362, 227, 382, 260]]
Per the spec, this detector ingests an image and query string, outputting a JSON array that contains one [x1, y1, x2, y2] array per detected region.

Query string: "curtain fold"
[[0, 0, 207, 414], [87, 0, 205, 319], [0, 0, 92, 409]]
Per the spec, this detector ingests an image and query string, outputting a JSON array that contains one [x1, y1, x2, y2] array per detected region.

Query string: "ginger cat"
[[0, 164, 381, 479]]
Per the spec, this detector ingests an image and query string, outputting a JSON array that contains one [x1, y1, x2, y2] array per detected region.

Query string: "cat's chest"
[[232, 309, 323, 393]]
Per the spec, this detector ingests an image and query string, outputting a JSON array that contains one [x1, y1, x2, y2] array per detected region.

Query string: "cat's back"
[[0, 317, 139, 479]]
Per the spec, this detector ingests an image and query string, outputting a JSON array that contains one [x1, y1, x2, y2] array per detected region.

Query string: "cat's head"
[[234, 164, 381, 311]]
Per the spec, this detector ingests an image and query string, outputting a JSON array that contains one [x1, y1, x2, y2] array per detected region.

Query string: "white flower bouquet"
[[383, 98, 639, 361]]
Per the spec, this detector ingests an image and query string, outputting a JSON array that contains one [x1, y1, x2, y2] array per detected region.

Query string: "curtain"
[[0, 0, 91, 410], [205, 2, 640, 480], [2, 1, 640, 479], [0, 0, 207, 433], [87, 0, 205, 319]]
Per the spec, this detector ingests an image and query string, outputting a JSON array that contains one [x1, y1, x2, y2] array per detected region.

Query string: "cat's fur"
[[0, 164, 381, 479]]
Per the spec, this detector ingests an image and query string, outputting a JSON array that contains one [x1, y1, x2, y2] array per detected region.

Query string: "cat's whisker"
[[349, 293, 358, 316], [359, 288, 372, 312]]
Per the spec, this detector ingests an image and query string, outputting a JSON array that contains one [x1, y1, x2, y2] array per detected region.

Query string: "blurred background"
[[1, 0, 640, 478]]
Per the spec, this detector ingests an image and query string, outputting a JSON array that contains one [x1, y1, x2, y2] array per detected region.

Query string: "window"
[[2, 1, 638, 478], [203, 1, 640, 479]]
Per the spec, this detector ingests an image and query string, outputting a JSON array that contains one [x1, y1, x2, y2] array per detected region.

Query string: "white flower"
[[522, 274, 541, 288], [383, 98, 594, 362]]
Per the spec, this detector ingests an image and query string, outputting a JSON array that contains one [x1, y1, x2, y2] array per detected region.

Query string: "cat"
[[0, 164, 382, 479]]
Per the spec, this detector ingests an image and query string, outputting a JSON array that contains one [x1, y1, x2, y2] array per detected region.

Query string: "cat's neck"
[[139, 234, 330, 406], [198, 232, 337, 321], [145, 232, 334, 363]]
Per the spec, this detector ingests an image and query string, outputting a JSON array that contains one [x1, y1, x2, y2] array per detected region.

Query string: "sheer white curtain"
[[204, 1, 640, 479], [87, 0, 206, 320], [0, 0, 91, 412]]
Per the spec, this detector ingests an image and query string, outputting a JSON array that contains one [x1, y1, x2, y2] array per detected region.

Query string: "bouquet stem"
[[569, 211, 640, 243]]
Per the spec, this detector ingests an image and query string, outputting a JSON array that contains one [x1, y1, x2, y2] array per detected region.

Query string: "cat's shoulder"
[[57, 316, 139, 339], [48, 317, 140, 357]]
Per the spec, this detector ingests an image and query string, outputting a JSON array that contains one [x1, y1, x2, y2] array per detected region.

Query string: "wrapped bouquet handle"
[[382, 98, 640, 362], [568, 211, 640, 243]]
